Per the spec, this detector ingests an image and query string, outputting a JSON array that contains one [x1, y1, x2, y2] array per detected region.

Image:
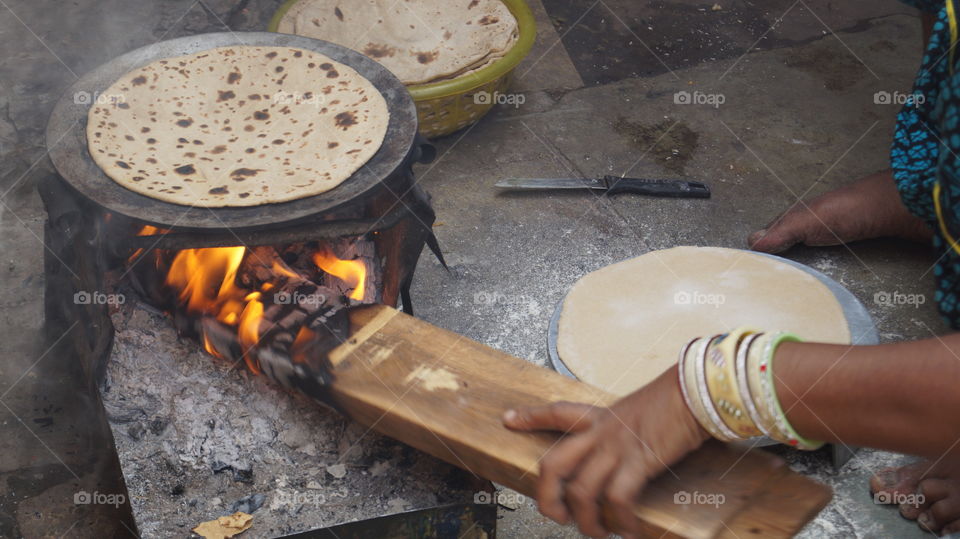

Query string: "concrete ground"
[[412, 3, 940, 535], [0, 0, 948, 537]]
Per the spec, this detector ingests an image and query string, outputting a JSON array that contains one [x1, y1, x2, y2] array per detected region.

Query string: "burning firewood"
[[236, 246, 300, 289], [129, 239, 359, 384]]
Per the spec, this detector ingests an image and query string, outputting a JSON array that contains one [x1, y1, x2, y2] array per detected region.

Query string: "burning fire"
[[127, 225, 166, 264], [165, 247, 246, 317], [148, 239, 368, 371], [313, 249, 367, 301], [163, 246, 264, 371]]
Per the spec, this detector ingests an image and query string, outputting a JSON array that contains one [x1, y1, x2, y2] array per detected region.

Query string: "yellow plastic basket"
[[268, 0, 536, 138]]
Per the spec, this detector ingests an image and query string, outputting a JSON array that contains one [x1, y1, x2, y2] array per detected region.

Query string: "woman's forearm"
[[775, 336, 960, 457]]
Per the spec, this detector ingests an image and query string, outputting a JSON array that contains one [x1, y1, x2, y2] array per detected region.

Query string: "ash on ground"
[[100, 301, 477, 538]]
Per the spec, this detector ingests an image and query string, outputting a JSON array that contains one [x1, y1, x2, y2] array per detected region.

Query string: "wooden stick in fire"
[[198, 246, 351, 375]]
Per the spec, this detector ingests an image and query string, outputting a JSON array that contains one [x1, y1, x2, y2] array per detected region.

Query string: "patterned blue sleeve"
[[890, 3, 960, 327], [891, 6, 949, 226], [931, 71, 960, 326]]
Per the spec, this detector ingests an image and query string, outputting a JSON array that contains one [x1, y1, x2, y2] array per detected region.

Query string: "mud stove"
[[40, 33, 496, 537]]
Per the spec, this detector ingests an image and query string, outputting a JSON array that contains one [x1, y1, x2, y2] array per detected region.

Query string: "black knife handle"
[[603, 176, 711, 198]]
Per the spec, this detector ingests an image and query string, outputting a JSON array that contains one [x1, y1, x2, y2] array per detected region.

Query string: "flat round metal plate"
[[46, 32, 418, 232], [547, 251, 879, 380]]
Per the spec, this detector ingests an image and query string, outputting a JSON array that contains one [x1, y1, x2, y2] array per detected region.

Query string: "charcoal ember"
[[261, 311, 311, 343], [200, 318, 243, 363], [280, 250, 299, 267], [193, 286, 346, 387], [261, 283, 339, 340], [278, 242, 310, 268], [135, 238, 356, 392], [232, 467, 254, 484], [211, 461, 254, 484], [258, 332, 339, 390], [230, 493, 265, 514], [238, 246, 306, 289], [173, 309, 201, 339], [308, 298, 350, 342], [293, 304, 350, 370], [263, 281, 321, 309], [261, 304, 312, 330], [307, 303, 350, 348], [257, 346, 300, 388], [316, 238, 378, 300], [256, 299, 346, 389], [258, 345, 335, 394], [127, 252, 172, 306], [271, 331, 295, 347]]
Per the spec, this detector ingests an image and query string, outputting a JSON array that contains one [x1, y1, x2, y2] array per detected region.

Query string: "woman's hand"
[[502, 365, 709, 538]]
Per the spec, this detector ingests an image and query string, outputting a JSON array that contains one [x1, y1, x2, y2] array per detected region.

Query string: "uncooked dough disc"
[[557, 246, 851, 396]]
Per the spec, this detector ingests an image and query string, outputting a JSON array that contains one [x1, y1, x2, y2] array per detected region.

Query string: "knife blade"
[[495, 175, 710, 198]]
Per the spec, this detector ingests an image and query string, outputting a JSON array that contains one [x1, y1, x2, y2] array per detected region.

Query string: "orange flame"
[[313, 250, 367, 301], [291, 326, 315, 364], [271, 261, 301, 280], [202, 332, 220, 358], [165, 247, 246, 315], [128, 225, 166, 264], [163, 246, 259, 367], [238, 291, 263, 374], [138, 230, 370, 373]]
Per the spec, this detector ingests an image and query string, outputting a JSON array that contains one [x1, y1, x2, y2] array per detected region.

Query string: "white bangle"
[[694, 335, 739, 441], [734, 332, 773, 438]]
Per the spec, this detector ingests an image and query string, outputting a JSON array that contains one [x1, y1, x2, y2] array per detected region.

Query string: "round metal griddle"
[[45, 32, 419, 232], [547, 251, 880, 380]]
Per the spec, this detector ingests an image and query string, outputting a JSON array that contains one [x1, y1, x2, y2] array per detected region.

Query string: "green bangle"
[[761, 332, 824, 450]]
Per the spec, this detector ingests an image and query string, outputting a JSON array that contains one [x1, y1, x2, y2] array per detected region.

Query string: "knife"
[[496, 175, 710, 198]]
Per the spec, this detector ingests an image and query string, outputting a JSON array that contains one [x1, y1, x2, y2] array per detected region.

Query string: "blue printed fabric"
[[892, 1, 960, 326]]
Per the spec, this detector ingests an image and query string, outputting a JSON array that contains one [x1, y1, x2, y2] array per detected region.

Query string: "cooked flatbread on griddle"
[[86, 46, 389, 207], [277, 0, 518, 85]]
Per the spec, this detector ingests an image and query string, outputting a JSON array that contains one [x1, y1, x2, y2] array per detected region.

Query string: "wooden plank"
[[327, 305, 831, 538], [719, 466, 833, 538]]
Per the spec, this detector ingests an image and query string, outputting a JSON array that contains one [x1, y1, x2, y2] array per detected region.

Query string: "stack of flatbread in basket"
[[276, 0, 519, 85]]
